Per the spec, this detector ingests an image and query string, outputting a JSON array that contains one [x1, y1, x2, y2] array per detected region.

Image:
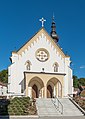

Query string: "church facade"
[[8, 18, 73, 98]]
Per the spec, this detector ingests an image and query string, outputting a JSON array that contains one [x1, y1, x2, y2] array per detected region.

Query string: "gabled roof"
[[16, 27, 69, 58]]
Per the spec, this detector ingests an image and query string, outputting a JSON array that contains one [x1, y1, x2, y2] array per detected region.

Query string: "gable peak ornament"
[[39, 17, 46, 27]]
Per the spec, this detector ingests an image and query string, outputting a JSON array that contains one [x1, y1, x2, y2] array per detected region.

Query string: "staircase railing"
[[52, 97, 63, 114]]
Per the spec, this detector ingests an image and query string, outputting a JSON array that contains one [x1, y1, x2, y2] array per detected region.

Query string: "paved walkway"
[[0, 116, 85, 119]]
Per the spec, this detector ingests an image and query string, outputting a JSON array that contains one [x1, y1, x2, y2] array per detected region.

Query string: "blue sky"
[[0, 0, 85, 78]]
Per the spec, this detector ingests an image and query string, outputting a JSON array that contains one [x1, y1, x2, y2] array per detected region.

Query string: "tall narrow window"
[[25, 61, 31, 70], [53, 62, 59, 72]]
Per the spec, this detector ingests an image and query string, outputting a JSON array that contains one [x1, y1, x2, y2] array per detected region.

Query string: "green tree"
[[78, 78, 85, 86], [73, 75, 79, 88], [0, 69, 8, 83]]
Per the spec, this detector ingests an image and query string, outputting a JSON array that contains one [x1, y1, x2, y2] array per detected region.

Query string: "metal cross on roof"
[[39, 17, 46, 27]]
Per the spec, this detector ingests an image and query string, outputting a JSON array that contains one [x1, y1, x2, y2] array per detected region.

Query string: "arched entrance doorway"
[[32, 84, 38, 98], [47, 85, 53, 98], [47, 77, 62, 98], [28, 76, 44, 98]]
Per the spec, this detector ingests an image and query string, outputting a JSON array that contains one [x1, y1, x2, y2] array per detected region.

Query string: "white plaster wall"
[[68, 67, 73, 94], [8, 33, 73, 96], [0, 85, 7, 95], [17, 34, 65, 73], [8, 62, 20, 94], [64, 58, 70, 96], [63, 57, 73, 96]]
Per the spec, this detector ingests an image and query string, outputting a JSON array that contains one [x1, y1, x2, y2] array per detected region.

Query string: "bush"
[[0, 97, 37, 115], [80, 90, 85, 97]]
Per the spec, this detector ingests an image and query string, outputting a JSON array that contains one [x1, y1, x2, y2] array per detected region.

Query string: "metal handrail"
[[52, 97, 63, 114]]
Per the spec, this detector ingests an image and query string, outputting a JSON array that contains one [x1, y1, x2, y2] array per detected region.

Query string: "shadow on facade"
[[0, 98, 10, 119], [19, 79, 25, 93]]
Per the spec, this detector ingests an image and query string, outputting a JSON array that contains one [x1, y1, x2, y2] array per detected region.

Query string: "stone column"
[[28, 87, 32, 98], [25, 73, 28, 97], [56, 82, 59, 98], [42, 88, 44, 98], [58, 82, 60, 97], [58, 82, 62, 97], [62, 84, 64, 98], [44, 85, 47, 98], [53, 86, 56, 97]]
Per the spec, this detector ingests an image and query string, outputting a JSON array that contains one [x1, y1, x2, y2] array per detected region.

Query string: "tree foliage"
[[78, 78, 85, 86], [73, 75, 79, 88], [73, 75, 85, 88], [0, 69, 8, 83]]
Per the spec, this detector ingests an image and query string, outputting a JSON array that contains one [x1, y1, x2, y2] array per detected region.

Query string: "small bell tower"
[[50, 15, 59, 43]]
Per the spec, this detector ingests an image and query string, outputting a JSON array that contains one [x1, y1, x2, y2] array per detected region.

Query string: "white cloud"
[[80, 65, 85, 69]]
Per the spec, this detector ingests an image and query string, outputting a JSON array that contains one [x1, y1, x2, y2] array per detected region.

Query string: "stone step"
[[36, 98, 61, 116], [36, 98, 84, 116], [58, 98, 83, 116]]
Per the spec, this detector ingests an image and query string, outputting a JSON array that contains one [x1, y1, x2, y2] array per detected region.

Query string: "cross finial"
[[39, 17, 46, 27]]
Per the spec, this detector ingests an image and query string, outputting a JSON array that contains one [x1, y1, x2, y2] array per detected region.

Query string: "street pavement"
[[0, 116, 85, 119]]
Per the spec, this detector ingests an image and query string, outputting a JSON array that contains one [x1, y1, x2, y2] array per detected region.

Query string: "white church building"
[[8, 17, 73, 98]]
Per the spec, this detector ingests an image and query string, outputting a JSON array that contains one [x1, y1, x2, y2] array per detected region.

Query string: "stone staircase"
[[36, 98, 84, 117], [58, 98, 83, 116], [36, 98, 61, 116]]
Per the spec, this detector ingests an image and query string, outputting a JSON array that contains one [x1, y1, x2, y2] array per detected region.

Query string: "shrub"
[[80, 90, 85, 97], [0, 97, 37, 115]]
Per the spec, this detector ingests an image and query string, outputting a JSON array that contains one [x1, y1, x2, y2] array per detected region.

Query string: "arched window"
[[25, 60, 31, 70], [53, 62, 59, 72]]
